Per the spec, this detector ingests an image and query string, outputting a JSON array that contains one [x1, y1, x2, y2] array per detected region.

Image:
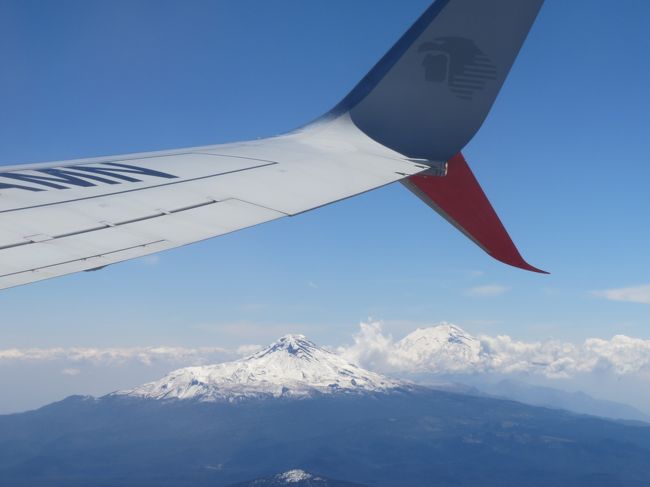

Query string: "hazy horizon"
[[2, 320, 650, 416]]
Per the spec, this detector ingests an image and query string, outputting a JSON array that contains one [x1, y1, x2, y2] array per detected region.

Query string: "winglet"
[[403, 153, 548, 274], [330, 0, 545, 163]]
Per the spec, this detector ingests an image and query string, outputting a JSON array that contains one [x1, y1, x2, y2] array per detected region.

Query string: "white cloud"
[[61, 368, 81, 376], [0, 345, 251, 367], [139, 255, 161, 267], [338, 321, 650, 379], [477, 334, 581, 378], [0, 349, 24, 360], [466, 284, 509, 297], [582, 335, 650, 374], [466, 270, 485, 279], [337, 321, 397, 372], [593, 285, 650, 304]]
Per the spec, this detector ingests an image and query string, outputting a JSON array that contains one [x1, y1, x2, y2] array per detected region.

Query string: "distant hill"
[[2, 335, 650, 486], [478, 379, 650, 422]]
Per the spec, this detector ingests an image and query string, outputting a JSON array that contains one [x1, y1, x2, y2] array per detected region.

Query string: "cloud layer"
[[4, 323, 650, 381], [0, 345, 259, 367], [338, 321, 650, 379], [466, 284, 509, 297]]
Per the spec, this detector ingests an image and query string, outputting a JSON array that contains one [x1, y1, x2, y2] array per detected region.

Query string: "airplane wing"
[[0, 117, 427, 289], [0, 0, 546, 290]]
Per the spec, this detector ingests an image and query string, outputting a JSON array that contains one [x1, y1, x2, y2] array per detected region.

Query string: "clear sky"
[[0, 1, 649, 412]]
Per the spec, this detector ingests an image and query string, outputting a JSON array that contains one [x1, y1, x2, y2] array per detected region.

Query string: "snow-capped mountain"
[[118, 334, 402, 402], [229, 469, 368, 486], [276, 470, 314, 483], [393, 323, 482, 372]]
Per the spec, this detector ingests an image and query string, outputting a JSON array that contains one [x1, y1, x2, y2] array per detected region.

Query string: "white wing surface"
[[0, 116, 426, 289]]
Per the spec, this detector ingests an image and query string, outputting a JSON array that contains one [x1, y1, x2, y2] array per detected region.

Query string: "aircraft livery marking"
[[418, 36, 497, 101], [0, 163, 178, 192]]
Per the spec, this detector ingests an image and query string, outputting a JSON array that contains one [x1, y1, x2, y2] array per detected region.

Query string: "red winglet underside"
[[404, 152, 548, 274]]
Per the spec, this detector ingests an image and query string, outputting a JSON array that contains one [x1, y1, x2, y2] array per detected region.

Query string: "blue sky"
[[0, 0, 649, 356]]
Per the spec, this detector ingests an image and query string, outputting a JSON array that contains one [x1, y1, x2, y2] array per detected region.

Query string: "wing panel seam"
[[0, 197, 288, 252], [0, 240, 167, 278], [0, 161, 278, 215]]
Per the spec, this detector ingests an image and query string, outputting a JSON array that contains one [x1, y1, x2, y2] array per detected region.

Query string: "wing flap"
[[0, 240, 172, 289], [0, 199, 284, 289]]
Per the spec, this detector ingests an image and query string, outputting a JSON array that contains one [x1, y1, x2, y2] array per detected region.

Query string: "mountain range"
[[2, 334, 650, 486], [478, 378, 650, 422]]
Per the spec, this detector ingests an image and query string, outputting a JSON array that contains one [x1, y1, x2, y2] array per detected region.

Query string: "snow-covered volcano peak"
[[117, 334, 402, 402], [277, 469, 313, 483], [252, 334, 320, 361], [395, 323, 482, 372], [400, 323, 477, 348]]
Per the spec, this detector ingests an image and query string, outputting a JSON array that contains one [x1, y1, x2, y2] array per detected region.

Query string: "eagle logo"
[[418, 36, 497, 101]]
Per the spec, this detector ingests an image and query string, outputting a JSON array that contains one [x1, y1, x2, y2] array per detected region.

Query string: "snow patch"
[[277, 469, 313, 482]]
